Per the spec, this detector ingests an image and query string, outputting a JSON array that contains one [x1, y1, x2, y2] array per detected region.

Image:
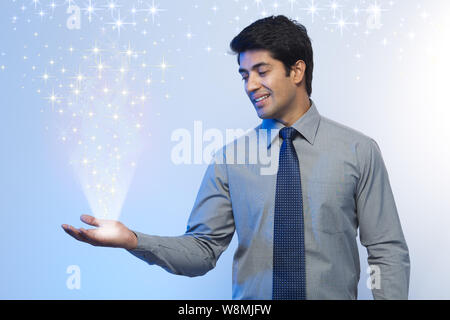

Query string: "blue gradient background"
[[1, 0, 449, 299]]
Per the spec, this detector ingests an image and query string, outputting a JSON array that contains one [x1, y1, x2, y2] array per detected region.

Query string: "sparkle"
[[76, 73, 85, 82], [327, 0, 341, 19], [142, 0, 166, 24], [48, 1, 58, 15], [420, 11, 430, 20], [45, 88, 60, 110], [82, 0, 103, 23], [104, 1, 121, 16], [41, 72, 50, 82], [365, 1, 387, 30], [329, 11, 358, 36], [37, 9, 46, 20], [121, 41, 137, 60], [32, 0, 40, 10], [300, 0, 323, 23], [107, 10, 132, 36], [89, 42, 103, 55]]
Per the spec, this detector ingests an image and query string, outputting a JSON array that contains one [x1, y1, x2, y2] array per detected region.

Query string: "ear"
[[291, 60, 306, 85]]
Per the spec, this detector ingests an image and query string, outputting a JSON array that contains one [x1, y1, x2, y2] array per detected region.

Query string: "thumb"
[[80, 214, 104, 227]]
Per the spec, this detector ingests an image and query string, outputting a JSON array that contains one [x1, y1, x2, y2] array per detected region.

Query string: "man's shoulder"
[[319, 116, 384, 170], [319, 115, 375, 145], [209, 125, 261, 164]]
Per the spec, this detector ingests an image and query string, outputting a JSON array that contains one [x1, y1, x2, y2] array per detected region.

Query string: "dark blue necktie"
[[272, 127, 306, 300]]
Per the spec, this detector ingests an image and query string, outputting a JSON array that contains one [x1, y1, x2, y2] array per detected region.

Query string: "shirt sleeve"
[[126, 150, 235, 277], [356, 138, 410, 300]]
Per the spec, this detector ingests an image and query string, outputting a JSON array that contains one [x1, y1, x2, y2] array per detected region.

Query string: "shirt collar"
[[260, 98, 321, 149]]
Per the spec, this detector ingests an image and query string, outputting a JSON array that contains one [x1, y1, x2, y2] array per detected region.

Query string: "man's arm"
[[127, 153, 235, 277], [356, 138, 410, 300]]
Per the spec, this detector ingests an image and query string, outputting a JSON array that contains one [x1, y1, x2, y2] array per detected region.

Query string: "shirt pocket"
[[305, 180, 355, 234]]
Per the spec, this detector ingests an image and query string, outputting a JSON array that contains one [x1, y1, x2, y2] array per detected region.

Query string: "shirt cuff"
[[126, 230, 161, 266]]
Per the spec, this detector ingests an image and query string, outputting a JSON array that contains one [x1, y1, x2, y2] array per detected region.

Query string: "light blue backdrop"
[[1, 0, 449, 299]]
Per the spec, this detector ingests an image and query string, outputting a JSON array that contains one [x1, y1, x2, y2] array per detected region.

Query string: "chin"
[[256, 108, 276, 120]]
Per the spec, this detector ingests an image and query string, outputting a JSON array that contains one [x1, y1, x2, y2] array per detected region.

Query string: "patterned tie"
[[272, 127, 306, 300]]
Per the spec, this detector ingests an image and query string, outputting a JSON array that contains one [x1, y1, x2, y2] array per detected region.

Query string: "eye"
[[259, 71, 267, 76], [241, 75, 248, 81]]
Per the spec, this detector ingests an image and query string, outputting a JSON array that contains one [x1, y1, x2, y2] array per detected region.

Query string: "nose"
[[246, 73, 260, 94]]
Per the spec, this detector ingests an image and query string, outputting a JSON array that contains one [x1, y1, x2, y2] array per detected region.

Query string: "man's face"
[[238, 49, 298, 120]]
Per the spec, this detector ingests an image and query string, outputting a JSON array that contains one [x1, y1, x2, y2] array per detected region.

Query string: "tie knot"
[[279, 127, 298, 141]]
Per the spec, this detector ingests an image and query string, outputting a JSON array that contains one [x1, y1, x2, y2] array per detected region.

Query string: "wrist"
[[126, 230, 138, 250]]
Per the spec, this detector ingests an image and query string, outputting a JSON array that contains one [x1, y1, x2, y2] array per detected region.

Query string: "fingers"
[[62, 224, 86, 242], [62, 224, 98, 246], [80, 214, 103, 227], [79, 228, 99, 245]]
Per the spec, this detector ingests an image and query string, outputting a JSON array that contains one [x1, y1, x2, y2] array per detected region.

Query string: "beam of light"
[[67, 76, 146, 220], [40, 43, 152, 221]]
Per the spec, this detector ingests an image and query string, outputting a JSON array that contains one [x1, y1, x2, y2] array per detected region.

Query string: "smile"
[[255, 94, 270, 102]]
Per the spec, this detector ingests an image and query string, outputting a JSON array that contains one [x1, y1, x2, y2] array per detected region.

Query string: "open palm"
[[62, 215, 137, 250]]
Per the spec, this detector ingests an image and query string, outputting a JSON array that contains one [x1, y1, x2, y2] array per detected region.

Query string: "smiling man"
[[238, 52, 311, 127], [62, 15, 410, 300]]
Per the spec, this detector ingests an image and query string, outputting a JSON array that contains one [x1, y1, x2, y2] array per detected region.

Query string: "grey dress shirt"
[[128, 99, 410, 300]]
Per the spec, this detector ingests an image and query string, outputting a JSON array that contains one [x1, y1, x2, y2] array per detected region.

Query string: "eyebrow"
[[238, 62, 271, 74]]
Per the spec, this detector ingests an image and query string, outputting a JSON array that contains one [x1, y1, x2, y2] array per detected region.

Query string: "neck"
[[276, 94, 311, 127]]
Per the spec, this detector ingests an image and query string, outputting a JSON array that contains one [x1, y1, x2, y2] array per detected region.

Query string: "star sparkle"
[[300, 0, 324, 23], [82, 0, 103, 23], [141, 0, 166, 24]]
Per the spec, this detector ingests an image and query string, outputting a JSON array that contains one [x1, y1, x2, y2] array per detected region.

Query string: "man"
[[62, 15, 410, 300]]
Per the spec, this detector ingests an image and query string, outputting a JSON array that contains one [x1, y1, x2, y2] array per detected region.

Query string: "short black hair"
[[229, 15, 314, 97]]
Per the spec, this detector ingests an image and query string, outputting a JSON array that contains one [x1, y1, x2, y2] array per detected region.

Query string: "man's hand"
[[62, 215, 138, 250]]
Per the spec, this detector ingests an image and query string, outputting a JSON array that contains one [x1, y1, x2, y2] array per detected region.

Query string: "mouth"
[[253, 94, 270, 107]]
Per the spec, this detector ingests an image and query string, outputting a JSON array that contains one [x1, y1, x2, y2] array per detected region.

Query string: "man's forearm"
[[127, 231, 222, 277]]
